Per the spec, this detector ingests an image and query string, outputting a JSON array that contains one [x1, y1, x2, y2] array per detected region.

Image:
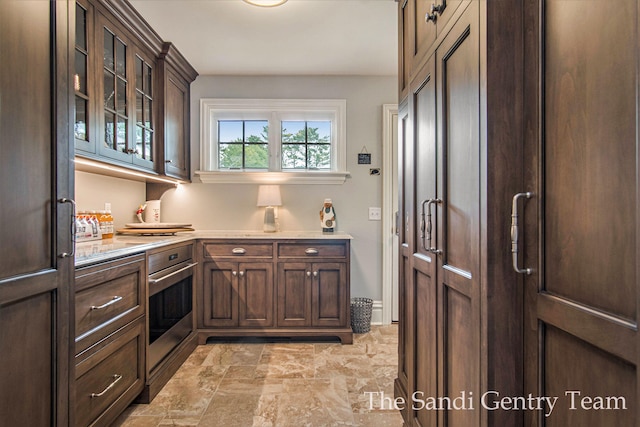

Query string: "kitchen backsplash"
[[75, 171, 146, 230]]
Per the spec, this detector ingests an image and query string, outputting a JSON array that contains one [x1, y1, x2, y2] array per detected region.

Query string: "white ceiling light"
[[243, 0, 288, 7]]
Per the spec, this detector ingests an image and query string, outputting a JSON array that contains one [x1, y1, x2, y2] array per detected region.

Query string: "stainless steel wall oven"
[[147, 245, 197, 371]]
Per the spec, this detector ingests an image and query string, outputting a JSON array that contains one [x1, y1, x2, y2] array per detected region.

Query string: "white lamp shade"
[[257, 185, 282, 207]]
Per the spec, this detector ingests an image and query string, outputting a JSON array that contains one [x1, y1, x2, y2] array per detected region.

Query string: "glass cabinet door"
[[133, 54, 154, 167], [101, 25, 130, 158], [74, 0, 94, 154], [96, 13, 154, 170]]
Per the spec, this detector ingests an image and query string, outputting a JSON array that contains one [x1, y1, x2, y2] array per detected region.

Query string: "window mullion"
[[270, 111, 281, 171]]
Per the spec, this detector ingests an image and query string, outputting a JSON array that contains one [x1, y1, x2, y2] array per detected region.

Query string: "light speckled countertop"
[[75, 230, 353, 267]]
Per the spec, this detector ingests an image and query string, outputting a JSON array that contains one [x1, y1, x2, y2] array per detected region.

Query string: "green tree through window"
[[282, 121, 331, 169], [218, 120, 269, 169]]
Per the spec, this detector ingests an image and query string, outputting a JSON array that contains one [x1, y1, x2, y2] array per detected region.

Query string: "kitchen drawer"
[[277, 242, 347, 259], [75, 254, 145, 354], [203, 242, 273, 258], [148, 243, 193, 274], [75, 318, 145, 427]]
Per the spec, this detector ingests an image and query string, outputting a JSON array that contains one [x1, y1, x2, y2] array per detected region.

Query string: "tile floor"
[[113, 324, 404, 427]]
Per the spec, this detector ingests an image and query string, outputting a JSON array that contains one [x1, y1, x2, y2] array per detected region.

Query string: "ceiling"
[[128, 0, 398, 76]]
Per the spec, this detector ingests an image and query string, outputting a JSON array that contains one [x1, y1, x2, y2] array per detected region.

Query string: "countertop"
[[75, 230, 354, 267]]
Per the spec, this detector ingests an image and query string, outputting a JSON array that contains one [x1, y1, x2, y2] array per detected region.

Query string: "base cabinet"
[[202, 261, 274, 328], [75, 319, 145, 427], [74, 254, 146, 426], [198, 239, 352, 344], [278, 262, 347, 328]]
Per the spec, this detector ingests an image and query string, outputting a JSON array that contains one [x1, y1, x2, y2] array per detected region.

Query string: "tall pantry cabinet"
[[397, 0, 640, 426], [0, 1, 74, 426], [395, 1, 524, 426]]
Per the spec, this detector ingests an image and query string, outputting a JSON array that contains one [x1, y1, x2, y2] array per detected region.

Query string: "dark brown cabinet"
[[74, 0, 197, 181], [396, 1, 524, 426], [398, 0, 640, 426], [75, 0, 158, 172], [74, 254, 146, 426], [0, 1, 73, 425], [398, 0, 468, 98], [202, 261, 275, 328], [277, 262, 347, 328], [197, 239, 352, 344], [158, 42, 198, 181], [200, 241, 274, 329], [522, 1, 639, 426]]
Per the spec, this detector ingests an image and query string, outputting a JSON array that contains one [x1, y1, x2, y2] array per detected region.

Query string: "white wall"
[[168, 74, 396, 300], [74, 171, 146, 227], [75, 74, 397, 302]]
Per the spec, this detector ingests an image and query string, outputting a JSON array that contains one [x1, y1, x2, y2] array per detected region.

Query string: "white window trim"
[[196, 98, 349, 185]]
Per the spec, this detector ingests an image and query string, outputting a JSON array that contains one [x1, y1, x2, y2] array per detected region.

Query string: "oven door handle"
[[149, 262, 198, 284]]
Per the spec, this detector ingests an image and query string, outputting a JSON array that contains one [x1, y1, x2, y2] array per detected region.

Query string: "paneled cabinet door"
[[237, 262, 274, 327], [201, 261, 273, 328], [408, 54, 438, 427], [277, 262, 347, 328], [277, 262, 312, 327], [410, 0, 468, 75], [161, 64, 190, 180], [311, 262, 348, 328], [0, 1, 73, 425], [201, 261, 238, 327], [523, 0, 639, 425], [397, 3, 481, 426], [433, 4, 481, 426]]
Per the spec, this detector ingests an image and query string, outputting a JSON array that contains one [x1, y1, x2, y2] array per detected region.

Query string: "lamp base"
[[263, 206, 277, 233]]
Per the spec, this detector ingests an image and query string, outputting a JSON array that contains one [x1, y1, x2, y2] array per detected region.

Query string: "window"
[[281, 121, 331, 170], [218, 120, 269, 169], [198, 99, 348, 184]]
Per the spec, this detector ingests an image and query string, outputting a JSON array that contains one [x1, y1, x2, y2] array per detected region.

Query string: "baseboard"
[[370, 300, 384, 325]]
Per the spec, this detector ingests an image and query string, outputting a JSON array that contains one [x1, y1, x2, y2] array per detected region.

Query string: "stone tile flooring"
[[113, 325, 403, 427]]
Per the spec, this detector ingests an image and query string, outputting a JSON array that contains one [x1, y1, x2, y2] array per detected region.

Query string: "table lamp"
[[257, 185, 282, 232]]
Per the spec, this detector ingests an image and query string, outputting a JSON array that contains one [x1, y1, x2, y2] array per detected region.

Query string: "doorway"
[[382, 103, 398, 323]]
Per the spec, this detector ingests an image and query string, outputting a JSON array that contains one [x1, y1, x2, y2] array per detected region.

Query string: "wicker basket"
[[350, 297, 373, 333]]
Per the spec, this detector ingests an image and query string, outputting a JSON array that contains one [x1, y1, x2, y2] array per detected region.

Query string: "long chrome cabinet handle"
[[148, 262, 198, 284], [420, 198, 442, 254], [90, 374, 122, 398], [511, 192, 534, 275], [90, 295, 123, 310], [58, 197, 76, 258]]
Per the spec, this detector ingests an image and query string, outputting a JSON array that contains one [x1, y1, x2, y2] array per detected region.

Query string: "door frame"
[[382, 103, 399, 324]]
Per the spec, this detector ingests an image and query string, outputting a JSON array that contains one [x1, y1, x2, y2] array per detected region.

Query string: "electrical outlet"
[[369, 207, 382, 221]]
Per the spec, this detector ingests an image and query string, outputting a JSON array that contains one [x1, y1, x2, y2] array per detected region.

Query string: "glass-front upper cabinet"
[[74, 0, 95, 154], [97, 13, 155, 170], [134, 54, 154, 165], [74, 9, 155, 172]]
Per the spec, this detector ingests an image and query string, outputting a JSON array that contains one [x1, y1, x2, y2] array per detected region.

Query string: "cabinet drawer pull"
[[90, 374, 122, 398], [313, 271, 318, 277], [306, 271, 311, 277], [232, 248, 246, 255], [305, 248, 319, 255], [90, 295, 123, 311]]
